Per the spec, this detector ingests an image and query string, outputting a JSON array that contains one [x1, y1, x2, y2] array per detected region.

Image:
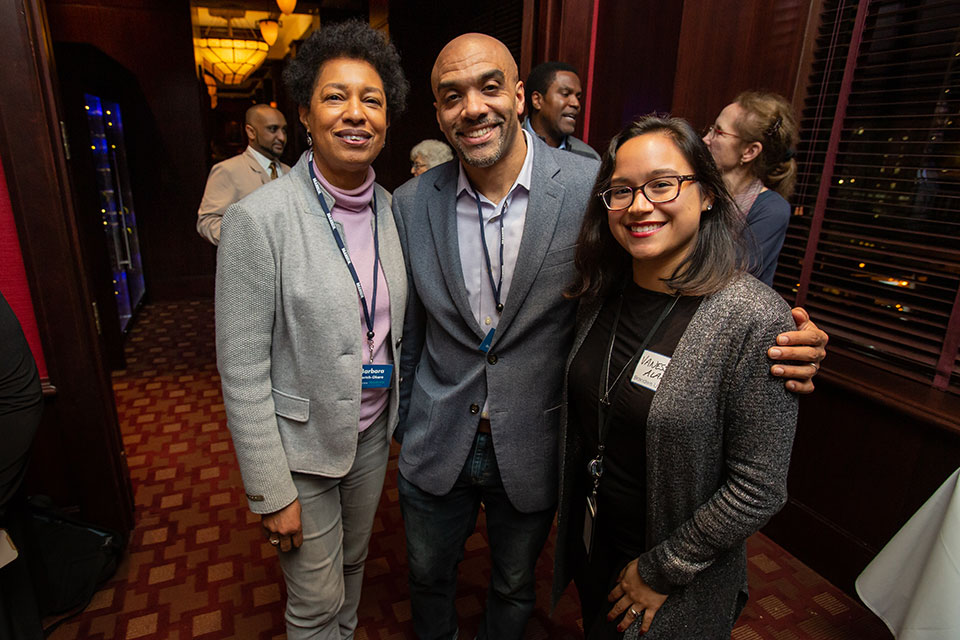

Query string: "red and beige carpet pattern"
[[49, 300, 891, 639]]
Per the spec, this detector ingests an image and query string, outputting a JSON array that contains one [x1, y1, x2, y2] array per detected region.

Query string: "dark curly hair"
[[525, 61, 578, 116], [567, 115, 745, 300], [283, 20, 409, 120]]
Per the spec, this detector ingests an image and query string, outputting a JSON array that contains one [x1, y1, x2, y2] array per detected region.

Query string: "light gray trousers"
[[278, 411, 389, 640]]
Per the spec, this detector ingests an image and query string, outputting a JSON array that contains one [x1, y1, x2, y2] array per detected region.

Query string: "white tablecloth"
[[856, 467, 960, 639]]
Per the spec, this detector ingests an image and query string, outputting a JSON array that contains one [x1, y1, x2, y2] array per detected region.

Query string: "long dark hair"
[[567, 115, 744, 300]]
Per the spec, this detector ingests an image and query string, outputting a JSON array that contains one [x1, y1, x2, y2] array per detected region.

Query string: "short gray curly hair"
[[410, 139, 454, 170]]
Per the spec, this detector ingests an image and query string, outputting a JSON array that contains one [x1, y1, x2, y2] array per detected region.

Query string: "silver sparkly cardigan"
[[552, 273, 799, 638]]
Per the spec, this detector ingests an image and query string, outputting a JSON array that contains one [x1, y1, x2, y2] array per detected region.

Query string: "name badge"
[[631, 350, 671, 392], [362, 363, 393, 389]]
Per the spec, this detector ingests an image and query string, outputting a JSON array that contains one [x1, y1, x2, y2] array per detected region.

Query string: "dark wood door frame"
[[0, 0, 134, 533]]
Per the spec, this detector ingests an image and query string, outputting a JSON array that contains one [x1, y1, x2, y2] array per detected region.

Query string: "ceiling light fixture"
[[258, 19, 280, 46], [194, 10, 269, 86]]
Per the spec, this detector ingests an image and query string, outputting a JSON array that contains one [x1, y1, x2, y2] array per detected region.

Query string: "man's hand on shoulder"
[[768, 307, 828, 394]]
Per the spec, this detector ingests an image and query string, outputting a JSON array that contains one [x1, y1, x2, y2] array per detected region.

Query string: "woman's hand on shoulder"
[[768, 307, 828, 394], [261, 497, 303, 552], [607, 558, 668, 634]]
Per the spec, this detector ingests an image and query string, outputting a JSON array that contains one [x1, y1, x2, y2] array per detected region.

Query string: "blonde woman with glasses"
[[703, 91, 799, 286]]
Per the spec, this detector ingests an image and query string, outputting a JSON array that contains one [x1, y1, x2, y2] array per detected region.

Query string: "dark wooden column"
[[0, 0, 134, 534]]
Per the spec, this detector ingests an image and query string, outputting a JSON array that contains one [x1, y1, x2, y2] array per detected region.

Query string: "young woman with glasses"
[[703, 91, 799, 286], [552, 115, 799, 638]]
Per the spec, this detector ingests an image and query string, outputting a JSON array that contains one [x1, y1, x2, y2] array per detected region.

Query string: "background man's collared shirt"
[[246, 145, 282, 174], [523, 116, 569, 150]]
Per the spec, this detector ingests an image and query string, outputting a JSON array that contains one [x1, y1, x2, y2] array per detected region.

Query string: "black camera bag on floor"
[[22, 496, 126, 636]]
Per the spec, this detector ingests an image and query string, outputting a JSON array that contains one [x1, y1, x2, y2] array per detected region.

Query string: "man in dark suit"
[[392, 33, 599, 640], [523, 61, 600, 161]]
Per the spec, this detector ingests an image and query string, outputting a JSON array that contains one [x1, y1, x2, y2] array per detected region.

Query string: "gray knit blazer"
[[215, 154, 407, 515], [552, 274, 799, 639]]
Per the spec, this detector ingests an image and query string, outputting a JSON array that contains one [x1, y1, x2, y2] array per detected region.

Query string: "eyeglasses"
[[702, 123, 742, 140], [598, 175, 698, 211], [412, 161, 429, 171]]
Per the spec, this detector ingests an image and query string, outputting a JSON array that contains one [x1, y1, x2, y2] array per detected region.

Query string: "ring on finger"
[[629, 607, 641, 617], [269, 536, 280, 546], [811, 361, 820, 372]]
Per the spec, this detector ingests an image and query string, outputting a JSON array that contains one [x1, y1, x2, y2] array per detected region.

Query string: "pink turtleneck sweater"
[[312, 159, 392, 432]]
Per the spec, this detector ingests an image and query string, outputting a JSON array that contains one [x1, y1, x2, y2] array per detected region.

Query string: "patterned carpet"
[[48, 300, 892, 639]]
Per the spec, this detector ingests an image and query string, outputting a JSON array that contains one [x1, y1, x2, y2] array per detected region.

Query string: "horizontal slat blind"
[[774, 0, 960, 392]]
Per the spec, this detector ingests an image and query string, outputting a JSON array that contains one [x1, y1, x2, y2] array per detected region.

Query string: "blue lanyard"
[[474, 192, 506, 314], [308, 153, 380, 362]]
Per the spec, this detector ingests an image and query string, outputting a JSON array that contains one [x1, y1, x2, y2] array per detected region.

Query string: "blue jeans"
[[398, 432, 555, 640]]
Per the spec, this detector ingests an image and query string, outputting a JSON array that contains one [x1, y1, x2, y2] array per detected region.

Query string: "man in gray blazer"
[[391, 33, 599, 640], [522, 61, 601, 161]]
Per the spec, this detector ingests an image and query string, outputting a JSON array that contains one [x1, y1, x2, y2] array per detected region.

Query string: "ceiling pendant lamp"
[[259, 19, 280, 46], [276, 0, 297, 15], [195, 38, 269, 85], [194, 11, 269, 86]]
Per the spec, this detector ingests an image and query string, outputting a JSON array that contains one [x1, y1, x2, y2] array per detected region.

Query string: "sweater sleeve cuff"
[[634, 549, 676, 594], [245, 477, 298, 515]]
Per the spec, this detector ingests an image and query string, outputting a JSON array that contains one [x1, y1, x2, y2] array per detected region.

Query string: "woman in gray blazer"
[[553, 115, 799, 639], [215, 21, 409, 640]]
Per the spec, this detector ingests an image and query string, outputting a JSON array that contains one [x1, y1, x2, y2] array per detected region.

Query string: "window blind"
[[775, 0, 960, 392]]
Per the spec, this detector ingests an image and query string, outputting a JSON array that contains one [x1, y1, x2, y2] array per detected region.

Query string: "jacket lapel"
[[241, 151, 271, 185], [427, 165, 486, 340], [496, 143, 564, 335], [375, 184, 406, 342]]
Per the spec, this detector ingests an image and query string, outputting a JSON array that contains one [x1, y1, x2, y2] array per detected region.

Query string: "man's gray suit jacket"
[[566, 135, 601, 161], [392, 136, 599, 513]]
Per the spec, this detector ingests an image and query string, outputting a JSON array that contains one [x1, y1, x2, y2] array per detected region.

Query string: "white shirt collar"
[[246, 145, 276, 172]]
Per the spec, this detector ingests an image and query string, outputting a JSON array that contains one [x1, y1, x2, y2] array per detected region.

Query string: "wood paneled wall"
[[765, 372, 960, 593], [527, 0, 813, 154], [671, 0, 813, 130], [45, 0, 214, 300], [584, 1, 685, 153], [518, 0, 960, 599]]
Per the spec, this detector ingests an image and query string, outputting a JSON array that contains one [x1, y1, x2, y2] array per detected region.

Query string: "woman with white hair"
[[409, 138, 453, 176]]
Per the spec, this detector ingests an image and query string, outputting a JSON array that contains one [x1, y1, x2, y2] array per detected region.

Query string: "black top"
[[744, 189, 790, 286], [568, 282, 700, 554], [0, 292, 41, 418]]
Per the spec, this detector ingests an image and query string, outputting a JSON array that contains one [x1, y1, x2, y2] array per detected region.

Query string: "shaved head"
[[431, 33, 519, 98], [430, 34, 526, 183], [244, 104, 287, 160], [245, 104, 282, 127]]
